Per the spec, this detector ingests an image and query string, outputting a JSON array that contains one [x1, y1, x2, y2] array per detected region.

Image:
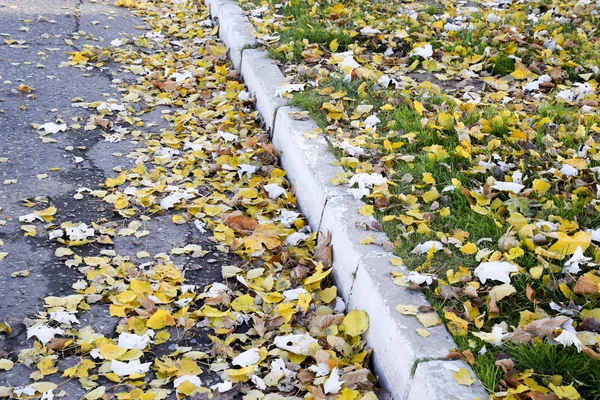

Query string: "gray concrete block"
[[216, 3, 257, 71], [240, 49, 286, 131], [407, 360, 488, 400], [273, 107, 347, 231], [204, 0, 224, 15], [349, 253, 459, 398], [319, 195, 390, 298]]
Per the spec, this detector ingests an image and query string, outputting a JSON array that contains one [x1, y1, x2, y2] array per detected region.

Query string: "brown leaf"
[[315, 231, 333, 267], [46, 338, 69, 351], [574, 275, 598, 294], [504, 375, 522, 388], [205, 293, 230, 307], [440, 285, 463, 300], [291, 265, 310, 283], [297, 369, 316, 383], [224, 214, 258, 234], [526, 284, 539, 304], [252, 315, 267, 337], [308, 314, 344, 330], [523, 392, 559, 400], [138, 297, 156, 311], [212, 384, 242, 400], [341, 368, 372, 389], [374, 195, 390, 209], [525, 316, 570, 338], [463, 350, 475, 366], [578, 317, 600, 333], [488, 291, 499, 314], [495, 358, 514, 373], [152, 79, 181, 92], [265, 316, 285, 331], [583, 347, 600, 361], [503, 327, 533, 344], [95, 118, 111, 130], [445, 351, 465, 361]]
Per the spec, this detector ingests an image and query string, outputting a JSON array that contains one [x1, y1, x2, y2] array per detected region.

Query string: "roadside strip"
[[203, 0, 488, 397]]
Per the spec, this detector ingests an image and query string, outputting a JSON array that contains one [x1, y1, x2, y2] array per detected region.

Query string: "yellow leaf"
[[85, 386, 106, 400], [395, 304, 418, 315], [532, 179, 551, 194], [444, 311, 469, 336], [529, 266, 544, 279], [489, 283, 517, 301], [55, 247, 74, 257], [413, 101, 424, 116], [559, 282, 574, 299], [358, 204, 374, 216], [154, 330, 170, 345], [171, 214, 186, 224], [511, 63, 533, 80], [329, 39, 339, 52], [341, 309, 369, 337], [243, 224, 282, 251], [416, 329, 430, 337], [359, 236, 376, 245], [437, 113, 454, 130], [21, 225, 37, 237], [425, 144, 448, 161], [549, 384, 581, 400], [297, 292, 312, 312], [422, 188, 440, 203], [319, 287, 337, 303], [459, 242, 477, 255], [383, 139, 393, 153], [146, 308, 175, 329], [34, 205, 57, 222], [453, 367, 474, 386], [548, 231, 591, 257], [416, 312, 441, 328], [37, 356, 58, 376], [0, 359, 13, 371], [231, 294, 255, 313], [98, 344, 127, 360], [210, 45, 228, 57], [262, 292, 284, 304], [422, 173, 435, 185], [304, 266, 332, 286], [390, 257, 403, 266]]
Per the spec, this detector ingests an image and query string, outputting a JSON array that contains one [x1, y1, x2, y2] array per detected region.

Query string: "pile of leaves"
[[240, 0, 600, 398], [0, 0, 380, 399]]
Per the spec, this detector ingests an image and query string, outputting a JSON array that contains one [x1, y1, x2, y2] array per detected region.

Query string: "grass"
[[472, 352, 503, 393], [506, 343, 600, 399], [538, 102, 574, 125], [489, 54, 516, 76], [465, 342, 600, 398], [270, 1, 350, 61], [244, 0, 600, 396]]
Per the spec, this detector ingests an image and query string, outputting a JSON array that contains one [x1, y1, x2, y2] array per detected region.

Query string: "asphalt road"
[[0, 0, 230, 394]]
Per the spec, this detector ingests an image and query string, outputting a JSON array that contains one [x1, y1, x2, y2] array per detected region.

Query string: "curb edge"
[[205, 1, 489, 398]]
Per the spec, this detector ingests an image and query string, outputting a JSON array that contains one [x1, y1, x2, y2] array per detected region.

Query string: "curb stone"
[[240, 49, 287, 131], [273, 107, 348, 231], [205, 0, 257, 70], [408, 360, 487, 399], [204, 0, 489, 398]]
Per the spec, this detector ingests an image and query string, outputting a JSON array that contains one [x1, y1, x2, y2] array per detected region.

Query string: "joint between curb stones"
[[347, 259, 362, 299]]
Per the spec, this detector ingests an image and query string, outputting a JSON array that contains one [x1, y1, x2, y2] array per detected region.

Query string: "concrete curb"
[[205, 0, 489, 398]]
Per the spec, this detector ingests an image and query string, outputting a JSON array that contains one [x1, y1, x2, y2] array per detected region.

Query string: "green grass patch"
[[505, 342, 600, 399], [489, 54, 516, 76]]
